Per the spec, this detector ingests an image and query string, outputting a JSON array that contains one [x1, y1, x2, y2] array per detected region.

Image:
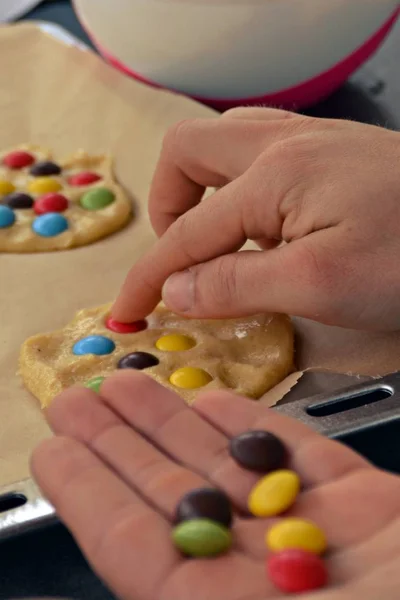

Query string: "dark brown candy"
[[30, 161, 62, 176], [229, 430, 287, 473], [117, 351, 159, 370], [3, 192, 34, 209], [175, 488, 233, 528]]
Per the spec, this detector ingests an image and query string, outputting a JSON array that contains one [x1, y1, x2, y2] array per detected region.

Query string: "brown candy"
[[230, 430, 287, 473]]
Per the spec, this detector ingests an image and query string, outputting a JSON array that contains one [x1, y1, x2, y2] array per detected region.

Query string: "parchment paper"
[[1, 23, 400, 489]]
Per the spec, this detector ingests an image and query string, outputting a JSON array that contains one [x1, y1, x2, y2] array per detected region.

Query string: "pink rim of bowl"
[[78, 6, 399, 110]]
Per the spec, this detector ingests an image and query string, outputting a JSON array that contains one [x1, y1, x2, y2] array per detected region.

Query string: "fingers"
[[148, 118, 267, 236], [31, 435, 180, 600], [35, 386, 275, 600], [113, 125, 353, 325], [95, 372, 265, 509], [45, 383, 208, 519], [61, 371, 368, 515], [114, 110, 352, 323], [34, 378, 274, 600], [149, 109, 306, 236]]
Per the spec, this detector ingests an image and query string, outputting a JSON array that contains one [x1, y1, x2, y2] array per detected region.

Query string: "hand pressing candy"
[[113, 108, 400, 332]]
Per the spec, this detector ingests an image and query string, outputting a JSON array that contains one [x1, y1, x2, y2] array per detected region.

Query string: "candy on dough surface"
[[19, 303, 295, 408], [0, 144, 132, 252]]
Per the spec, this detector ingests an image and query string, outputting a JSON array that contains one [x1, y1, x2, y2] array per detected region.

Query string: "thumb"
[[162, 233, 348, 325]]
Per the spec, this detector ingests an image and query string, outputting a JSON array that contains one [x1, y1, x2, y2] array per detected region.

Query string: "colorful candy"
[[0, 180, 15, 196], [230, 430, 287, 473], [167, 427, 329, 591], [68, 172, 101, 186], [30, 161, 62, 176], [4, 193, 34, 209], [3, 150, 34, 169], [0, 205, 16, 228], [73, 335, 116, 356], [32, 213, 68, 237], [248, 470, 300, 517], [105, 317, 147, 334], [175, 488, 233, 528], [156, 334, 195, 352], [169, 367, 212, 389], [267, 549, 328, 593], [266, 518, 327, 555], [80, 187, 115, 210], [172, 519, 232, 557], [118, 351, 159, 370], [34, 193, 69, 215], [85, 376, 105, 393], [28, 177, 62, 195]]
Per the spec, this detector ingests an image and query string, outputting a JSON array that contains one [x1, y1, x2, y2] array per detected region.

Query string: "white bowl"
[[74, 0, 399, 109]]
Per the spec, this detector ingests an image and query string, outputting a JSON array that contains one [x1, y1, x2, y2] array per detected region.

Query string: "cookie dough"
[[0, 145, 132, 252], [19, 304, 294, 408]]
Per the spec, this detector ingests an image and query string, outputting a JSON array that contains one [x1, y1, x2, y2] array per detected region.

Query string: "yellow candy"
[[266, 518, 327, 555], [248, 470, 300, 517], [28, 177, 62, 194], [0, 180, 15, 196], [169, 367, 212, 389], [156, 334, 195, 352]]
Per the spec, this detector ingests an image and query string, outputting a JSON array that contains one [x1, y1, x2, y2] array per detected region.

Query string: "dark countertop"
[[1, 2, 399, 599]]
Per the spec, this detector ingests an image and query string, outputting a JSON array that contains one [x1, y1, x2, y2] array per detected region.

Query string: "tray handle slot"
[[307, 386, 393, 417], [0, 492, 27, 513], [275, 373, 400, 437], [0, 479, 56, 541]]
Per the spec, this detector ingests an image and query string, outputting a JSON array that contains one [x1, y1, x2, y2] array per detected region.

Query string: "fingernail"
[[162, 270, 194, 312]]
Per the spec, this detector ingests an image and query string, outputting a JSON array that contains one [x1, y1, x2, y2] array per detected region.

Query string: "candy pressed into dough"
[[0, 145, 132, 252], [19, 304, 295, 408]]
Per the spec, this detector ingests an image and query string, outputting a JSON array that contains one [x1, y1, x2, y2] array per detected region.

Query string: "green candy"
[[85, 376, 105, 393], [172, 519, 232, 557], [80, 187, 115, 210]]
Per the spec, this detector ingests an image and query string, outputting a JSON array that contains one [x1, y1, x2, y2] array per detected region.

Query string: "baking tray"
[[0, 22, 399, 543]]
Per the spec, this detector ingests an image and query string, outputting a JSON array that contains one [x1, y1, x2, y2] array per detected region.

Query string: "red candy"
[[68, 172, 101, 186], [34, 193, 69, 215], [3, 150, 35, 169], [267, 550, 328, 594], [105, 317, 147, 334]]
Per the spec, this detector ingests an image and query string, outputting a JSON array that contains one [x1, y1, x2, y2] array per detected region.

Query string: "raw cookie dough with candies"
[[0, 145, 132, 252], [19, 303, 294, 408]]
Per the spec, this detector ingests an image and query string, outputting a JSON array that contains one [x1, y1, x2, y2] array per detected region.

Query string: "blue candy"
[[0, 205, 16, 228], [73, 335, 116, 356], [32, 213, 68, 237]]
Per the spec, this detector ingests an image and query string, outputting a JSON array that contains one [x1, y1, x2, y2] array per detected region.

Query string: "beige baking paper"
[[1, 23, 400, 489]]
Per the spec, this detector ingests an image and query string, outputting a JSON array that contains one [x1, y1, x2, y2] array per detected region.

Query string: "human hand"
[[112, 108, 400, 331], [32, 371, 400, 600]]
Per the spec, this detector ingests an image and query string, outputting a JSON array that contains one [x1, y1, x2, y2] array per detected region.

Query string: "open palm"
[[32, 371, 400, 600]]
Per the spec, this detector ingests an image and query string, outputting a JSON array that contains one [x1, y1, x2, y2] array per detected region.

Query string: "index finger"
[[112, 178, 249, 321], [113, 111, 319, 322]]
